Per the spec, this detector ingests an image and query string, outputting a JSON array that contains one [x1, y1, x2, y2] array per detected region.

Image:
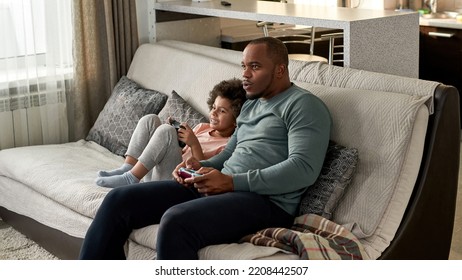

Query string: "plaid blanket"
[[240, 214, 368, 260]]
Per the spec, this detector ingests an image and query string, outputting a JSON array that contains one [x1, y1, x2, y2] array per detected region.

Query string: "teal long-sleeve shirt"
[[200, 84, 332, 215]]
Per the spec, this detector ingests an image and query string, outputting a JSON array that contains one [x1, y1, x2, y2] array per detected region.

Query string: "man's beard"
[[246, 92, 262, 100]]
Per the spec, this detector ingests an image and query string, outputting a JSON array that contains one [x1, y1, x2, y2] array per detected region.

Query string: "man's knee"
[[160, 204, 192, 230], [100, 187, 133, 214]]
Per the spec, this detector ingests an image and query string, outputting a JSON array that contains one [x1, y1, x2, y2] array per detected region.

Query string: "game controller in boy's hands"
[[178, 167, 203, 179], [169, 119, 185, 130], [169, 119, 187, 148]]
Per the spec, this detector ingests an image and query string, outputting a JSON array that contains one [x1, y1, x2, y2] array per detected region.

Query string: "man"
[[79, 37, 332, 260]]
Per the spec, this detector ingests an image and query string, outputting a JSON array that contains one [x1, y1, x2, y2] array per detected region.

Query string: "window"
[[0, 0, 73, 85], [0, 0, 72, 148]]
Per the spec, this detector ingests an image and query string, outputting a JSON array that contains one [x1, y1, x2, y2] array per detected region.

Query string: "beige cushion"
[[289, 60, 437, 113], [360, 105, 429, 259], [127, 43, 242, 117], [295, 82, 429, 258]]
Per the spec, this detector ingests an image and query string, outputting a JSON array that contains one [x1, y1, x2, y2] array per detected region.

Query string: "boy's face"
[[209, 96, 235, 136]]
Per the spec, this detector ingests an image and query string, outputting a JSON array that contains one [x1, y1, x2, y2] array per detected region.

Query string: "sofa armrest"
[[380, 84, 460, 259]]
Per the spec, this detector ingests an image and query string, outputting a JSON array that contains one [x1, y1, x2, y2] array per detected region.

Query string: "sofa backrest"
[[127, 41, 439, 259], [297, 81, 430, 259], [127, 43, 242, 118]]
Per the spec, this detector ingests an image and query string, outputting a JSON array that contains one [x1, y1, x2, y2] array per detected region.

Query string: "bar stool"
[[257, 22, 328, 62], [257, 22, 344, 65], [321, 32, 344, 66]]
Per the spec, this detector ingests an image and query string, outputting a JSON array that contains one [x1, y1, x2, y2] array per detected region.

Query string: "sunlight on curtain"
[[0, 0, 72, 149]]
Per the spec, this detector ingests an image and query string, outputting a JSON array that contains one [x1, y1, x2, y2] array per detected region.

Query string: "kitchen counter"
[[220, 23, 334, 43], [420, 17, 462, 29], [156, 0, 414, 27], [153, 0, 419, 77]]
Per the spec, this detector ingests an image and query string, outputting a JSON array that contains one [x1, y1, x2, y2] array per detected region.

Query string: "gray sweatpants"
[[125, 114, 183, 182]]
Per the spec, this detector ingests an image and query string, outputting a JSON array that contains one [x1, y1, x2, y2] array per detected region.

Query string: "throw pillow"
[[299, 141, 359, 220], [158, 90, 209, 128], [86, 76, 168, 156]]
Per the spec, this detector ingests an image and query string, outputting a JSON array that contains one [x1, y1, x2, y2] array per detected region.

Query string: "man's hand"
[[185, 169, 234, 196], [172, 157, 202, 185]]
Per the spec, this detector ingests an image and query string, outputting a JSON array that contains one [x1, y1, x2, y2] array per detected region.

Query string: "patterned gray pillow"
[[86, 76, 168, 156], [158, 90, 208, 127], [299, 142, 359, 219]]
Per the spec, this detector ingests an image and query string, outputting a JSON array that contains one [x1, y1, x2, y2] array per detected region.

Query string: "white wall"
[[136, 0, 150, 44], [136, 0, 221, 46]]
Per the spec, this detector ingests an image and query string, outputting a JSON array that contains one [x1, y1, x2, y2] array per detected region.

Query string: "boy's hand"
[[185, 157, 201, 170], [172, 157, 201, 185], [177, 123, 199, 148]]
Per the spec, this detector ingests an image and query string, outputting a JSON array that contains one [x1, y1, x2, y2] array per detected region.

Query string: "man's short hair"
[[248, 37, 289, 67]]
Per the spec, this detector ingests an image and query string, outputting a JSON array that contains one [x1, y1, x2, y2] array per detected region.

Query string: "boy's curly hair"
[[207, 78, 247, 119]]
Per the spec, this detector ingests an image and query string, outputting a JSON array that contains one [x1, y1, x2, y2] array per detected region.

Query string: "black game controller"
[[169, 119, 186, 148], [178, 167, 203, 179]]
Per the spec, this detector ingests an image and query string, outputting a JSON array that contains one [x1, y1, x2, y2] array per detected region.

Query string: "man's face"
[[241, 43, 278, 100]]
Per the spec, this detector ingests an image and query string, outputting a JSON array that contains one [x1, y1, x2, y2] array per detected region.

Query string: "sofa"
[[0, 40, 459, 260]]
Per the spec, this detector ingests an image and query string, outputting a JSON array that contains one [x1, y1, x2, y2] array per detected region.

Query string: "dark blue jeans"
[[79, 180, 294, 260]]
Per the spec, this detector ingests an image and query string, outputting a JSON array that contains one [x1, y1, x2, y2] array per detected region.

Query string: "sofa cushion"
[[0, 140, 122, 227], [86, 76, 168, 156], [126, 43, 242, 117], [158, 90, 208, 128], [294, 81, 430, 258], [360, 104, 429, 259], [299, 142, 358, 219]]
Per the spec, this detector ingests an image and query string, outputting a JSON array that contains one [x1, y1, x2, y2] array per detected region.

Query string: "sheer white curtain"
[[0, 0, 72, 149]]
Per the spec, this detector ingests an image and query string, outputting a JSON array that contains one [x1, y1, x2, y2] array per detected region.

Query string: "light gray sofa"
[[0, 40, 459, 260]]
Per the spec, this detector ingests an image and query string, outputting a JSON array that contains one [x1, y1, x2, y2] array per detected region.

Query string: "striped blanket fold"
[[240, 214, 368, 260]]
